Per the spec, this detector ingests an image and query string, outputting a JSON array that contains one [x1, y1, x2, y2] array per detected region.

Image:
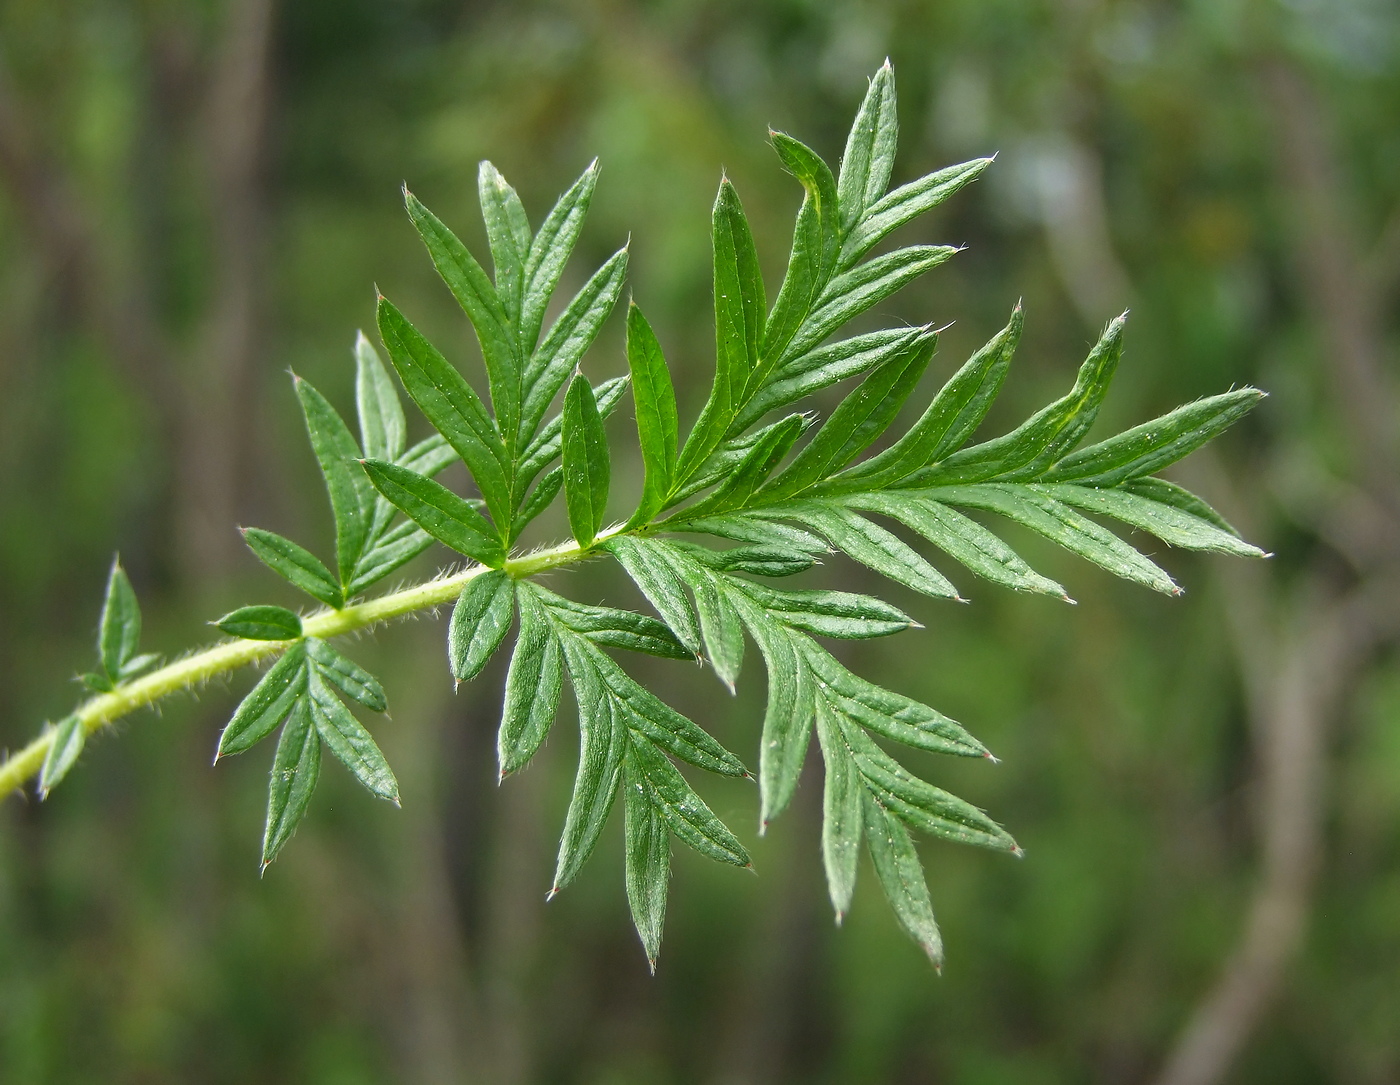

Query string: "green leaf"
[[39, 715, 85, 798], [562, 375, 610, 548], [1042, 388, 1266, 486], [398, 433, 458, 477], [218, 644, 309, 757], [603, 536, 703, 657], [1120, 477, 1244, 537], [261, 698, 321, 870], [742, 583, 916, 640], [845, 493, 1068, 599], [761, 328, 935, 498], [927, 314, 1126, 485], [862, 791, 943, 966], [762, 132, 841, 367], [734, 327, 926, 434], [477, 161, 532, 324], [216, 605, 304, 642], [520, 248, 629, 444], [499, 587, 563, 777], [674, 179, 766, 483], [771, 504, 960, 599], [781, 245, 957, 365], [513, 467, 562, 536], [517, 376, 629, 492], [712, 178, 765, 408], [403, 190, 520, 441], [375, 295, 510, 527], [681, 541, 815, 578], [731, 603, 813, 827], [815, 701, 862, 919], [804, 642, 990, 758], [553, 636, 628, 892], [294, 376, 373, 586], [670, 415, 815, 503], [521, 160, 600, 356], [626, 735, 750, 867], [623, 759, 670, 972], [841, 719, 1015, 852], [242, 528, 344, 610], [355, 331, 406, 462], [305, 638, 387, 712], [625, 302, 678, 522], [583, 640, 746, 775], [935, 484, 1181, 595], [692, 569, 745, 690], [832, 306, 1021, 489], [307, 669, 399, 803], [539, 587, 691, 661], [346, 525, 436, 597], [449, 570, 517, 682], [837, 59, 898, 232], [683, 413, 804, 518], [360, 459, 505, 567], [98, 557, 141, 681], [1035, 484, 1266, 557], [839, 157, 992, 271], [679, 515, 828, 555]]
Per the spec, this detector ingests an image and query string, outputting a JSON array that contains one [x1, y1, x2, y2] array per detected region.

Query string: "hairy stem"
[[0, 529, 617, 800]]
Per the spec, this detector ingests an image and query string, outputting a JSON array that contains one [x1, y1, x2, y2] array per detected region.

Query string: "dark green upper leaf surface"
[[1041, 388, 1265, 486], [625, 302, 679, 524], [404, 189, 520, 443], [923, 314, 1125, 485], [521, 161, 600, 356], [295, 377, 374, 586], [218, 644, 309, 758], [376, 295, 510, 527], [519, 377, 629, 495], [763, 133, 841, 369], [216, 605, 304, 642], [477, 161, 532, 325], [520, 247, 628, 445], [623, 760, 671, 971], [562, 375, 610, 548], [261, 698, 321, 870], [839, 157, 991, 271], [837, 60, 898, 232], [449, 570, 517, 682], [361, 459, 505, 567], [499, 587, 564, 777], [242, 528, 344, 610], [306, 638, 387, 713]]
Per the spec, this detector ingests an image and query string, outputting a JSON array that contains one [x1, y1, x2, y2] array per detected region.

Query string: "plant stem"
[[0, 528, 618, 801]]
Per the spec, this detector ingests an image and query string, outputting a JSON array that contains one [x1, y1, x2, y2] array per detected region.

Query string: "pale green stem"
[[0, 527, 622, 801]]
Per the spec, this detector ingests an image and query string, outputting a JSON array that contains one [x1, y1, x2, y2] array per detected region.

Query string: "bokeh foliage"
[[0, 0, 1397, 1082]]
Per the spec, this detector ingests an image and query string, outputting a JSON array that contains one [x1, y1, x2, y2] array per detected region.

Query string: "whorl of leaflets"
[[32, 61, 1265, 972]]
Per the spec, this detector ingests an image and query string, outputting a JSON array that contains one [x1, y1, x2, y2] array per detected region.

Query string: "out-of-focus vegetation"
[[0, 1, 1397, 1082]]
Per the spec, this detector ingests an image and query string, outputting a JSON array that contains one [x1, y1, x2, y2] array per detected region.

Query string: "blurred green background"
[[1, 0, 1397, 1082]]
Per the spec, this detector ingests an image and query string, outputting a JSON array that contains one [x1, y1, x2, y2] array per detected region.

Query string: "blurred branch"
[[0, 55, 177, 416], [1151, 51, 1400, 1085], [1027, 132, 1136, 328], [1257, 56, 1399, 508], [177, 0, 277, 581]]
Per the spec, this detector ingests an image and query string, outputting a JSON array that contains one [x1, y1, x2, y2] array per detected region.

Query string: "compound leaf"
[[308, 669, 399, 803]]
